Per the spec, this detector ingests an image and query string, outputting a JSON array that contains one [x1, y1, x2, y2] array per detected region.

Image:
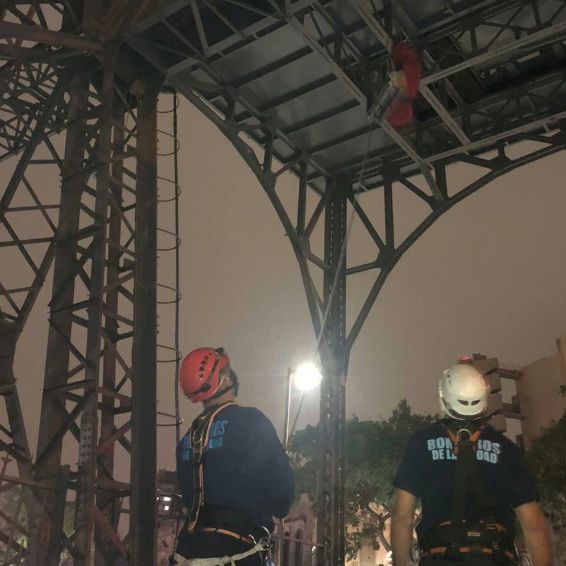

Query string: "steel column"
[[317, 175, 349, 566], [131, 75, 161, 566], [74, 52, 117, 565], [95, 106, 126, 566], [28, 71, 91, 565]]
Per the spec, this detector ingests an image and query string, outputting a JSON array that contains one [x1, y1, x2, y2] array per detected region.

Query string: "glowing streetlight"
[[278, 362, 322, 566], [293, 362, 323, 392], [283, 363, 323, 448]]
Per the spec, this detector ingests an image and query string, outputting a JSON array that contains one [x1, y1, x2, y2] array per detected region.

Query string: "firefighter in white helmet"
[[391, 360, 552, 566]]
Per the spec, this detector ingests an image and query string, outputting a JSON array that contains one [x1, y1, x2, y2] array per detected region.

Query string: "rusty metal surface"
[[2, 2, 566, 565]]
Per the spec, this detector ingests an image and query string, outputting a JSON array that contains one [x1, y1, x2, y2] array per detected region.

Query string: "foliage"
[[289, 400, 435, 559], [0, 485, 28, 555], [0, 485, 75, 557], [526, 393, 566, 527]]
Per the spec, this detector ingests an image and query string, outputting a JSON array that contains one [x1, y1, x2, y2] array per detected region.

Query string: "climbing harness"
[[420, 421, 518, 562], [172, 541, 266, 566], [420, 521, 517, 563], [171, 528, 271, 566], [186, 401, 238, 533], [446, 423, 493, 524], [171, 401, 272, 565]]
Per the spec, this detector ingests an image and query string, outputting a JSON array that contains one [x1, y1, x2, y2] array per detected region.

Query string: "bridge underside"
[[1, 1, 565, 564]]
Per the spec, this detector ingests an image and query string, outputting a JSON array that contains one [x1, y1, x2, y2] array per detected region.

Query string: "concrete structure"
[[471, 336, 566, 447], [516, 333, 566, 447], [468, 355, 525, 439]]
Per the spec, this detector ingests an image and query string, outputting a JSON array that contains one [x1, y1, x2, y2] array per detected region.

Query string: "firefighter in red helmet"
[[173, 347, 294, 566]]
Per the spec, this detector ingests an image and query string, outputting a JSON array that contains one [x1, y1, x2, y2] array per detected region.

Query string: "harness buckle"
[[491, 542, 511, 564], [444, 543, 463, 561]]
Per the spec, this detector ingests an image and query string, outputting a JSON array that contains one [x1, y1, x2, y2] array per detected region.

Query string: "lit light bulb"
[[293, 362, 322, 392]]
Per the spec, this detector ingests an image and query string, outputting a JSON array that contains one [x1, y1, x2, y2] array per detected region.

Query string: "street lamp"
[[283, 362, 322, 448], [278, 362, 322, 566]]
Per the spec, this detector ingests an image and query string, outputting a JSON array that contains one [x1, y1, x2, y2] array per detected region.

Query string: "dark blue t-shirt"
[[393, 422, 538, 539], [176, 404, 294, 532]]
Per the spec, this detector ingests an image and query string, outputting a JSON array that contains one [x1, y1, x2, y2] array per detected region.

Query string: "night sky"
[[10, 96, 566, 476]]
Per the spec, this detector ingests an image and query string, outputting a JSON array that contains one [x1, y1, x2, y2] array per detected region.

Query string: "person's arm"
[[515, 502, 553, 566], [249, 409, 295, 517], [176, 435, 192, 507], [391, 488, 417, 566], [502, 436, 552, 566]]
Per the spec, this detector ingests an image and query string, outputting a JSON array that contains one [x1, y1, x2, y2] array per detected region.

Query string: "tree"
[[525, 404, 566, 527], [289, 400, 435, 559], [0, 485, 28, 561]]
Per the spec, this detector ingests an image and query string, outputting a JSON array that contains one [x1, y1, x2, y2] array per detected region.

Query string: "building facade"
[[516, 333, 566, 447]]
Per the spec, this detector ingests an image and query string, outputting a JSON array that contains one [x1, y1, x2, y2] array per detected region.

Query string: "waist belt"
[[192, 507, 263, 542], [198, 527, 255, 546], [423, 546, 516, 562], [420, 522, 517, 562], [173, 542, 264, 566]]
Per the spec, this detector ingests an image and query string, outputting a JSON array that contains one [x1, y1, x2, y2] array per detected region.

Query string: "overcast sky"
[[10, 96, 566, 475]]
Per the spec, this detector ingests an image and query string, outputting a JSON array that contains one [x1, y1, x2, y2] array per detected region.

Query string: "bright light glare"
[[293, 362, 322, 392]]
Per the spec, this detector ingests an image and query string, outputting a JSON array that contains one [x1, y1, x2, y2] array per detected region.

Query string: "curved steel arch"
[[347, 130, 566, 348]]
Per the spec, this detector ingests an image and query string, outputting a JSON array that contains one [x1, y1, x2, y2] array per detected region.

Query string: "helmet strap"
[[206, 370, 238, 402], [440, 415, 490, 435]]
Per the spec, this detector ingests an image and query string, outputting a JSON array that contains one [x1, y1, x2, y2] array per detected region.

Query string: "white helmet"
[[439, 363, 490, 420]]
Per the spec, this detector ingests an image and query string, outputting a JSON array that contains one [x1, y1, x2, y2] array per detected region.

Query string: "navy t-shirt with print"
[[393, 422, 538, 539], [176, 404, 294, 532]]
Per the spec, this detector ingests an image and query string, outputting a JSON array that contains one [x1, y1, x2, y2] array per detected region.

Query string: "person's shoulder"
[[482, 424, 511, 441], [401, 422, 444, 452], [231, 405, 275, 425], [482, 424, 520, 450], [177, 427, 190, 445], [410, 421, 444, 440]]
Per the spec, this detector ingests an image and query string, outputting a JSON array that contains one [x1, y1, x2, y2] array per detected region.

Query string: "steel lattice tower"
[[2, 1, 566, 565]]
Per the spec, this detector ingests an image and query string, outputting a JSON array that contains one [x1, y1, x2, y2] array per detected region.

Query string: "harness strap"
[[199, 527, 255, 545], [423, 546, 516, 562], [420, 521, 518, 563], [444, 424, 495, 523], [173, 543, 264, 566], [186, 402, 238, 533], [449, 427, 479, 523]]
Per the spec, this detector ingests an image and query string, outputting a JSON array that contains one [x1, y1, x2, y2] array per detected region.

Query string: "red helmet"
[[179, 347, 229, 403]]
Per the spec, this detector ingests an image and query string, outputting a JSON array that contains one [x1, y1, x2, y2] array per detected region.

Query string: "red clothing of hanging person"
[[386, 42, 422, 128]]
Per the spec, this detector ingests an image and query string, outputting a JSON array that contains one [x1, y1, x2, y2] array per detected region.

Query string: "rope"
[[173, 542, 265, 566], [173, 91, 181, 446], [313, 126, 375, 358]]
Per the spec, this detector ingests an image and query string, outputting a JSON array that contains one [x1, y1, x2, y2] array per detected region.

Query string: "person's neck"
[[202, 392, 236, 411]]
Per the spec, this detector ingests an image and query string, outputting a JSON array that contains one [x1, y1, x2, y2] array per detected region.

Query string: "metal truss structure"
[[1, 1, 566, 565]]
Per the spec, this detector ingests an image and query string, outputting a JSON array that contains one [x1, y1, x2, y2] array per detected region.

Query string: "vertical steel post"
[[317, 175, 349, 566], [95, 106, 126, 566], [74, 52, 116, 565], [131, 75, 160, 566], [28, 72, 90, 565]]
